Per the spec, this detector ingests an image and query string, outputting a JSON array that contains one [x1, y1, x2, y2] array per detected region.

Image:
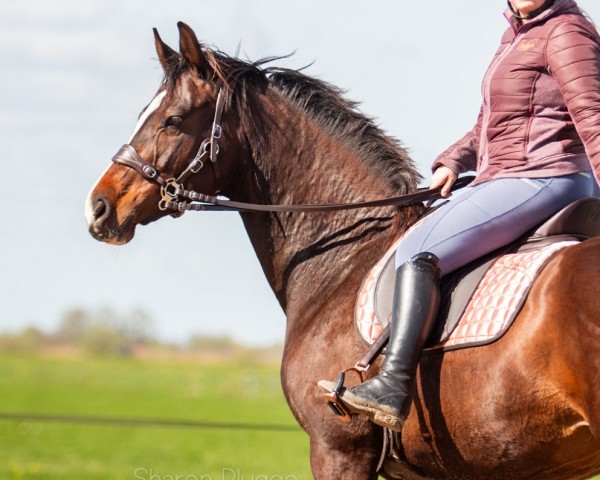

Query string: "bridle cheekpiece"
[[111, 89, 226, 212]]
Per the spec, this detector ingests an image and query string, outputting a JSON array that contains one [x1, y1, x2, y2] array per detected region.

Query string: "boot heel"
[[373, 411, 405, 432]]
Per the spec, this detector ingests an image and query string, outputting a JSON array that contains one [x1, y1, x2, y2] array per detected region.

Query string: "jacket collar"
[[504, 0, 580, 32]]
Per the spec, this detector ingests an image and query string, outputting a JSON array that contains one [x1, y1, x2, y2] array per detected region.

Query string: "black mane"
[[164, 46, 422, 193]]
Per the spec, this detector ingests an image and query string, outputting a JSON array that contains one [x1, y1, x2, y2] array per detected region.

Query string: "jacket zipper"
[[479, 22, 534, 170]]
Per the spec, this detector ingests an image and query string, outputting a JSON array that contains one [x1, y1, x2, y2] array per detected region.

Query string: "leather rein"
[[112, 89, 474, 214]]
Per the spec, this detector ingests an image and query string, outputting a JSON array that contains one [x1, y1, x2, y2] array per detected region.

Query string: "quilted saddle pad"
[[355, 238, 578, 353]]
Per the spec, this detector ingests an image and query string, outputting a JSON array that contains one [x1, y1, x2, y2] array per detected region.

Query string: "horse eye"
[[165, 116, 183, 128]]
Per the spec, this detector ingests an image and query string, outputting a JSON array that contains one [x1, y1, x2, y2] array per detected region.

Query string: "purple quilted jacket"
[[433, 0, 600, 186]]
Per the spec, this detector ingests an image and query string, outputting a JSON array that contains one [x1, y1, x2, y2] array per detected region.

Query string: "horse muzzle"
[[85, 192, 135, 245]]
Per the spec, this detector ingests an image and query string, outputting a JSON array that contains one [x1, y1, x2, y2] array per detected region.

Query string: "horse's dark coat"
[[86, 22, 600, 479]]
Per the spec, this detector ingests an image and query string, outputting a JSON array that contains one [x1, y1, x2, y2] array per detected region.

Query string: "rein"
[[112, 89, 474, 214]]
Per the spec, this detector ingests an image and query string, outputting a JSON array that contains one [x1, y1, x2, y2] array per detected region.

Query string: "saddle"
[[355, 197, 600, 356]]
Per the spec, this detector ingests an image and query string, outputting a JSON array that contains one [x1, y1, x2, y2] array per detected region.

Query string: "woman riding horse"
[[86, 7, 600, 476], [319, 0, 600, 432]]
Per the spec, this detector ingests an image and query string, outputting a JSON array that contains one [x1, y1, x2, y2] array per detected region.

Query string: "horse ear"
[[153, 28, 177, 72], [177, 21, 206, 69]]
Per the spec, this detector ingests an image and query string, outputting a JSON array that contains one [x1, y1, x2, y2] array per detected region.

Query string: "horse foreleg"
[[281, 331, 383, 479]]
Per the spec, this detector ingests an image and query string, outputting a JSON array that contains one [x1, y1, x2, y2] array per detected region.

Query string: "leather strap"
[[355, 324, 390, 371], [176, 139, 211, 185], [112, 144, 166, 186], [209, 89, 225, 189], [162, 175, 474, 213], [210, 90, 225, 165], [112, 140, 474, 213]]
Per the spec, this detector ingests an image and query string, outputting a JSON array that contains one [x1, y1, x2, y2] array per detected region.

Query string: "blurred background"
[[9, 0, 600, 347], [3, 1, 600, 478]]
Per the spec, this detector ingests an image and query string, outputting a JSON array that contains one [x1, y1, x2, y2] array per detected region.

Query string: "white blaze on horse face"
[[127, 89, 167, 143], [84, 89, 167, 227]]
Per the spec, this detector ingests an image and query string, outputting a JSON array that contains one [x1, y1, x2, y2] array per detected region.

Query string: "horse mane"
[[163, 45, 422, 193]]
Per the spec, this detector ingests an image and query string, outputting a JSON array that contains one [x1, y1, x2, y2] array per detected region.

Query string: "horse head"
[[85, 22, 248, 245]]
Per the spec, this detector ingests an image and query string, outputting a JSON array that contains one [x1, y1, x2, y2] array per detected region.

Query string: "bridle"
[[111, 89, 474, 213], [112, 89, 226, 211]]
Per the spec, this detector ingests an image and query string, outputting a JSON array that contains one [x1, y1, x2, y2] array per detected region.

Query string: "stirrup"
[[322, 369, 367, 423], [322, 372, 353, 422]]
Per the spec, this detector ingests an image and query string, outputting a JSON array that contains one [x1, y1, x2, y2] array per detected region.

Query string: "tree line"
[[0, 307, 280, 361]]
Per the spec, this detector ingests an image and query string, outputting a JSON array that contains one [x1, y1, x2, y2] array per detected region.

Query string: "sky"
[[3, 0, 600, 346]]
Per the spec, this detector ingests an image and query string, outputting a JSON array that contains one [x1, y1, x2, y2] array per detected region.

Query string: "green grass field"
[[0, 353, 311, 480], [3, 352, 599, 480]]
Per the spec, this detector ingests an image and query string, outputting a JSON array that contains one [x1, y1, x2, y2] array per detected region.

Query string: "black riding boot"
[[319, 252, 441, 431]]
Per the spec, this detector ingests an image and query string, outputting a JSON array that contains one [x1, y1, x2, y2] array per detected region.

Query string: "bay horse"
[[85, 22, 600, 480]]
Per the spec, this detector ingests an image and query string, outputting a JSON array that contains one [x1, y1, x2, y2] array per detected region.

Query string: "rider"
[[319, 0, 600, 431]]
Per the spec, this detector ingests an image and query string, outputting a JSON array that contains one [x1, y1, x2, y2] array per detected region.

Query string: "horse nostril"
[[93, 196, 110, 222]]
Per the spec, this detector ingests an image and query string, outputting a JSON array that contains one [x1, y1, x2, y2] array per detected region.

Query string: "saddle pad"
[[355, 239, 578, 352]]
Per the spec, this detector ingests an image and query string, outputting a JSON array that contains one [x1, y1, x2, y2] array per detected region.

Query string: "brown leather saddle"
[[367, 196, 600, 353]]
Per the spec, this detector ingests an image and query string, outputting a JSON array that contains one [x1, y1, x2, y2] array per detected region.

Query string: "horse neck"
[[228, 90, 419, 314]]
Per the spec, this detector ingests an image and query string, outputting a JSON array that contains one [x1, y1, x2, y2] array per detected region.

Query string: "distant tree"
[[19, 326, 45, 349], [80, 323, 129, 357], [54, 308, 91, 344], [52, 306, 155, 352], [0, 326, 46, 352], [188, 334, 240, 354], [122, 308, 154, 342]]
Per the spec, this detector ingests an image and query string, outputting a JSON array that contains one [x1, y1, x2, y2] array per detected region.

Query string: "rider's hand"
[[430, 166, 458, 198]]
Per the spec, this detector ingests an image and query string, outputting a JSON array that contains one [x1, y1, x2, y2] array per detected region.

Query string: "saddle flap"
[[374, 248, 498, 343]]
